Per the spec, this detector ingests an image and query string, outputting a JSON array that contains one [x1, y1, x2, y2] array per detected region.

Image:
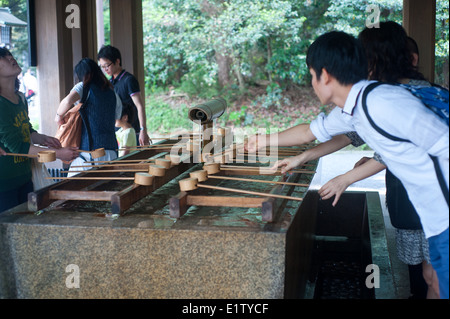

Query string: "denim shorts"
[[428, 228, 449, 299]]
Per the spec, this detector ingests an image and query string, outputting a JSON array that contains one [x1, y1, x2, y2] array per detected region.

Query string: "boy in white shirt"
[[246, 31, 449, 298]]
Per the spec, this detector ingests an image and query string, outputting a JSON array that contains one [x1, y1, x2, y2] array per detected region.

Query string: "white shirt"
[[310, 80, 449, 238]]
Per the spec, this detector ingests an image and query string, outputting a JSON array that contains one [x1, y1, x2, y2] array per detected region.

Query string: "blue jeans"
[[428, 228, 449, 299], [0, 180, 34, 214]]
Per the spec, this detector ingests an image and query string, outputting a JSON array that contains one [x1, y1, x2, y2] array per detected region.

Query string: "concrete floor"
[[310, 150, 410, 299]]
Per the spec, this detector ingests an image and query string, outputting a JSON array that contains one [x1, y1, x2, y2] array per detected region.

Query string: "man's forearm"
[[132, 94, 147, 130], [267, 124, 317, 147]]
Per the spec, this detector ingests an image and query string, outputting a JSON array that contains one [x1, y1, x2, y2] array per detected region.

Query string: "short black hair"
[[98, 45, 122, 66], [306, 31, 368, 85], [0, 47, 12, 58], [1, 47, 21, 91], [120, 102, 136, 125]]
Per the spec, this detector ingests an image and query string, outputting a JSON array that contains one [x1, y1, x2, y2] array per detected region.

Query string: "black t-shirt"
[[111, 70, 141, 132]]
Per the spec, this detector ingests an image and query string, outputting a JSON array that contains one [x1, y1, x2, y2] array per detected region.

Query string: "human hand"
[[0, 147, 6, 156], [271, 155, 305, 174], [55, 114, 65, 126], [35, 134, 62, 149], [55, 147, 79, 162], [139, 129, 151, 146], [318, 174, 352, 207], [44, 136, 62, 149]]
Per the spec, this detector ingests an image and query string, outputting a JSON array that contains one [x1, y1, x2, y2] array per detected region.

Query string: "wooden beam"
[[49, 190, 116, 201], [71, 0, 98, 65], [34, 0, 99, 137], [109, 0, 145, 101], [35, 0, 74, 137], [403, 0, 436, 82]]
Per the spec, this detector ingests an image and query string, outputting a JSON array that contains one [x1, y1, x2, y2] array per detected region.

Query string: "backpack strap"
[[361, 82, 411, 143]]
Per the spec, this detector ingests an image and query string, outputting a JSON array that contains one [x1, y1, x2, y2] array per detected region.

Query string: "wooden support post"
[[34, 0, 74, 137], [169, 192, 189, 219], [111, 184, 153, 215], [109, 0, 145, 100], [403, 0, 436, 82]]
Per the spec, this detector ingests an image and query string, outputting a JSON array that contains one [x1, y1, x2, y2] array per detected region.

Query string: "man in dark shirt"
[[98, 45, 150, 146]]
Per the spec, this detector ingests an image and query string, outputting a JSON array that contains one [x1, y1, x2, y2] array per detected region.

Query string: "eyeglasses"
[[100, 62, 113, 70]]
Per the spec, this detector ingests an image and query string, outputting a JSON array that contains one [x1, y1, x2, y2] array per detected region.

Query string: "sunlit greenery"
[[1, 0, 448, 134], [139, 0, 448, 133]]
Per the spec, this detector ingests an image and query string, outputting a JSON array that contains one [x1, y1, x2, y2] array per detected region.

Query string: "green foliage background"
[[138, 0, 448, 133], [141, 0, 448, 91], [1, 0, 29, 68], [1, 0, 448, 134]]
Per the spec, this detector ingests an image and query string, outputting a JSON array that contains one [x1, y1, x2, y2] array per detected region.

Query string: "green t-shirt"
[[0, 93, 33, 192]]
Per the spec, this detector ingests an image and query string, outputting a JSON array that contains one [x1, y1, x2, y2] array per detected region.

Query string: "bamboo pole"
[[179, 178, 303, 202], [220, 165, 316, 174], [198, 184, 303, 201], [206, 175, 310, 187]]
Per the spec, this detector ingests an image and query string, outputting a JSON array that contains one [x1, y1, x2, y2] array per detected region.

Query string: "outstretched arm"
[[319, 158, 386, 206], [273, 134, 352, 173], [245, 123, 317, 153]]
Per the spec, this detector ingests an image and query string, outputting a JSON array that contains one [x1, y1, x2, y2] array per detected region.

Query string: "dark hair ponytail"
[[358, 21, 425, 82], [74, 58, 112, 101]]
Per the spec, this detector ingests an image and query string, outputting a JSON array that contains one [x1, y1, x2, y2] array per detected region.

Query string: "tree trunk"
[[215, 52, 233, 88], [267, 37, 273, 83], [233, 55, 246, 93]]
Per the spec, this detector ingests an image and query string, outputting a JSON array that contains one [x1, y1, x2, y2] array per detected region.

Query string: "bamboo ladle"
[[46, 172, 155, 186], [189, 169, 310, 188], [119, 142, 188, 151], [178, 177, 303, 202], [219, 164, 316, 175], [77, 148, 106, 159], [70, 158, 177, 169], [82, 154, 183, 165], [61, 161, 170, 176], [5, 150, 56, 163]]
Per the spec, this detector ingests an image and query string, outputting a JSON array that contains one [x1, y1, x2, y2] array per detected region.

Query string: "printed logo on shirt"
[[13, 111, 31, 144]]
